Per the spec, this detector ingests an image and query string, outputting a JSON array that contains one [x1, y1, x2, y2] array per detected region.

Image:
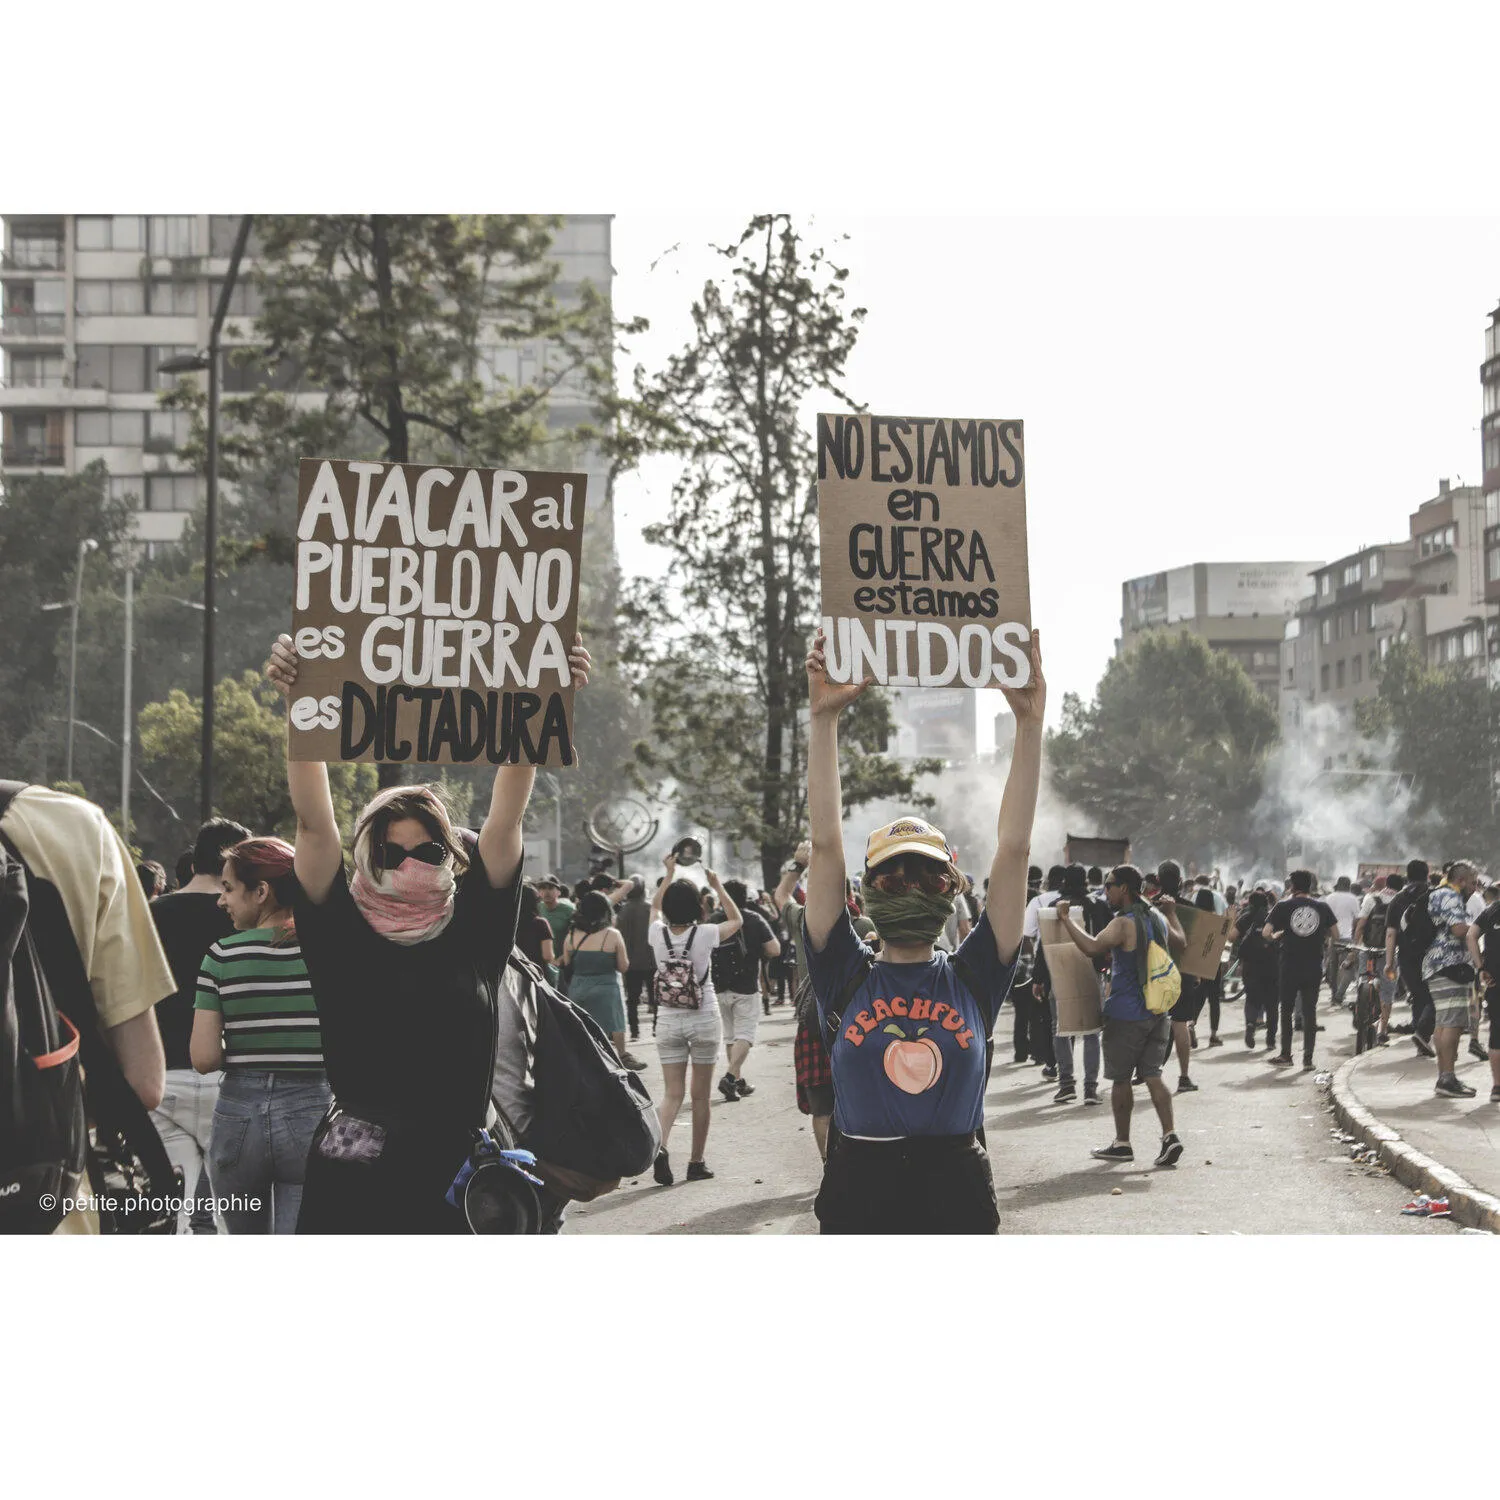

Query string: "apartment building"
[[1279, 479, 1488, 735], [1117, 560, 1321, 704], [0, 214, 613, 548]]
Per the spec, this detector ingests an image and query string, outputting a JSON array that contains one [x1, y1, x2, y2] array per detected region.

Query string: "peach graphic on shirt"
[[880, 1023, 943, 1094]]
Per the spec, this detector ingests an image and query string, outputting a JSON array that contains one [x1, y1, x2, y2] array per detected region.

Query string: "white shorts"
[[656, 1007, 722, 1066], [717, 990, 761, 1046]]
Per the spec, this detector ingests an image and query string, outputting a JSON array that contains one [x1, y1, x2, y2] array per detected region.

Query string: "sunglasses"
[[377, 840, 448, 869], [867, 865, 956, 896]]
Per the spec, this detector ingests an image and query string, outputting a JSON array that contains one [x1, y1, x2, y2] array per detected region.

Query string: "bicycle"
[[1343, 943, 1384, 1054]]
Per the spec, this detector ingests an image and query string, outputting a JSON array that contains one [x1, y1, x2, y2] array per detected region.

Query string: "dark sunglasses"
[[867, 865, 956, 896], [377, 840, 448, 869]]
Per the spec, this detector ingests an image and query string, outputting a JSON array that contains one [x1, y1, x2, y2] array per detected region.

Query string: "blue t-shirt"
[[805, 907, 1016, 1139], [1104, 909, 1167, 1022]]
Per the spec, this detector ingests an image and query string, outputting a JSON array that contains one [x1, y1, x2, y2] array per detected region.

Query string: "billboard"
[[1123, 566, 1195, 630], [1203, 561, 1321, 618], [893, 688, 976, 760]]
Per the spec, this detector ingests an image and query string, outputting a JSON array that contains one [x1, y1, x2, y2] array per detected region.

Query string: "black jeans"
[[1244, 975, 1276, 1040], [1279, 975, 1321, 1063], [624, 971, 651, 1039], [815, 1133, 999, 1234], [1011, 982, 1053, 1065], [1399, 956, 1435, 1043]]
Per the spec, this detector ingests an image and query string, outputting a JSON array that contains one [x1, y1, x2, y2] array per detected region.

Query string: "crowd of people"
[[7, 619, 1498, 1237]]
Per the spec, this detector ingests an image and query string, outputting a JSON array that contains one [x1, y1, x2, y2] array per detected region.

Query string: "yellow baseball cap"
[[864, 817, 955, 872]]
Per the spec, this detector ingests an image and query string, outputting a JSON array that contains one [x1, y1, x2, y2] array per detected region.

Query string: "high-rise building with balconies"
[[0, 214, 614, 551]]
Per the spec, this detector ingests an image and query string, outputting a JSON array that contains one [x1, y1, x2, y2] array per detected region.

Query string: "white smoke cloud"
[[1232, 700, 1442, 884]]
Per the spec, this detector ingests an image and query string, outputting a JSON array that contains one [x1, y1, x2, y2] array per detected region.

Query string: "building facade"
[[1279, 480, 1488, 739], [0, 214, 613, 548], [1118, 559, 1322, 704], [1482, 302, 1500, 661]]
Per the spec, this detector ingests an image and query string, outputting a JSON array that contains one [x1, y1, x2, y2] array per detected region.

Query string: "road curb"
[[1327, 1051, 1500, 1233]]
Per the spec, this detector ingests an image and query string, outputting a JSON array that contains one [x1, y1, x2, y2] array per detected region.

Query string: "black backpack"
[[711, 916, 760, 995], [1, 801, 88, 1233], [1397, 888, 1437, 960], [1363, 897, 1392, 954], [499, 951, 661, 1200], [0, 782, 179, 1233]]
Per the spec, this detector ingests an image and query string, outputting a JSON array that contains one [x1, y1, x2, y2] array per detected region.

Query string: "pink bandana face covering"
[[350, 810, 456, 945]]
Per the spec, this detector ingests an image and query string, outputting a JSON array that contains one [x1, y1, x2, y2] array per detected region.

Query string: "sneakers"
[[1207, 1034, 1223, 1047], [1245, 1025, 1256, 1048], [652, 1150, 673, 1186], [1468, 1038, 1488, 1062], [1491, 1085, 1500, 1103], [735, 1077, 755, 1097], [717, 1072, 740, 1102], [1176, 1076, 1199, 1094], [620, 1051, 648, 1072], [1053, 1082, 1078, 1104], [1083, 1083, 1102, 1106], [1041, 1065, 1059, 1082], [1270, 1053, 1294, 1067], [1413, 1035, 1437, 1059], [685, 1160, 714, 1181], [1434, 1074, 1477, 1098], [1154, 1132, 1184, 1167], [1091, 1142, 1134, 1161]]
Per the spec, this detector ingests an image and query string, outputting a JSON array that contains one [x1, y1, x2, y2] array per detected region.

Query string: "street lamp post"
[[121, 555, 133, 838], [159, 214, 253, 824], [62, 537, 98, 783]]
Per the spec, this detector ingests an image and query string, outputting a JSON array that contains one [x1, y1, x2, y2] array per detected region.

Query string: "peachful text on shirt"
[[816, 414, 1032, 689], [288, 458, 585, 767]]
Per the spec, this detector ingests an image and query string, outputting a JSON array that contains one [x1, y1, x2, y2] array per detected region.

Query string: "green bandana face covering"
[[861, 886, 955, 948]]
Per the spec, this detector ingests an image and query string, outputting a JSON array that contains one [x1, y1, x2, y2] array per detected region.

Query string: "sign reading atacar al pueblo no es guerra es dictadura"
[[288, 457, 584, 767], [816, 413, 1031, 689]]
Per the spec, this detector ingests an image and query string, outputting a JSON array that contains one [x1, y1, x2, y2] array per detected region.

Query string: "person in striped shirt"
[[191, 837, 331, 1233]]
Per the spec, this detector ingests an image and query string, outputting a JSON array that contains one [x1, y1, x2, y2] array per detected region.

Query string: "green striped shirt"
[[194, 928, 324, 1071]]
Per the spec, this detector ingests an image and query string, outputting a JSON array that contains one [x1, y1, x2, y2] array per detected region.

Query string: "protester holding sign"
[[264, 628, 592, 1234], [801, 625, 1043, 1235]]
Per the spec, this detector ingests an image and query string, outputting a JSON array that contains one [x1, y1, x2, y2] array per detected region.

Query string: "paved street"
[[568, 990, 1472, 1235]]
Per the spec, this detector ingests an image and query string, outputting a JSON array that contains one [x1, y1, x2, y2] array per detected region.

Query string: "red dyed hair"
[[223, 837, 299, 942]]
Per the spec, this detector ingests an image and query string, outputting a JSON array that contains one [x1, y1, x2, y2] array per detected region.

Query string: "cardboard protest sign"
[[1038, 910, 1103, 1036], [289, 458, 585, 767], [1173, 904, 1235, 981], [816, 413, 1031, 689]]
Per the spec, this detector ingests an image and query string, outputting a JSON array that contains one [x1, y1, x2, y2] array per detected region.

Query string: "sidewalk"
[[1329, 1040, 1500, 1232]]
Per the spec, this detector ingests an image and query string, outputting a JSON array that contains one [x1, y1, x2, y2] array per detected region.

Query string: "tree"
[[0, 464, 134, 783], [137, 671, 375, 843], [1047, 630, 1281, 868], [619, 215, 937, 887], [156, 215, 626, 789], [1356, 640, 1499, 861]]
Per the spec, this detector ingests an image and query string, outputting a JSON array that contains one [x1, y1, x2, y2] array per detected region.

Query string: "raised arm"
[[267, 634, 342, 904], [772, 841, 811, 911], [986, 629, 1046, 967], [707, 869, 743, 942], [1054, 900, 1125, 960], [804, 630, 871, 951], [477, 633, 591, 889], [651, 857, 674, 923], [1154, 895, 1187, 954]]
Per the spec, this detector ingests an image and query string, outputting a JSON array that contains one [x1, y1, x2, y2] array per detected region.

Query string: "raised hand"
[[999, 627, 1046, 725], [266, 633, 299, 701], [806, 628, 870, 719], [569, 631, 592, 690]]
